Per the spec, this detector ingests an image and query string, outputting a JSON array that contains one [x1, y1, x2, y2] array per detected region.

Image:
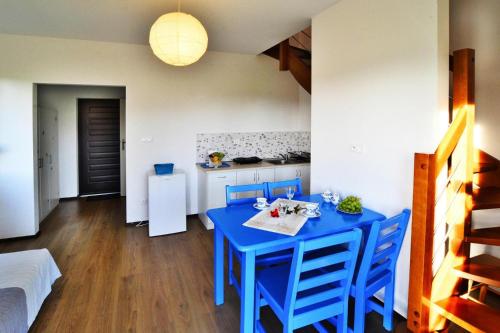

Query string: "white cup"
[[256, 197, 267, 207], [332, 193, 340, 205], [305, 203, 318, 214], [322, 191, 332, 202]]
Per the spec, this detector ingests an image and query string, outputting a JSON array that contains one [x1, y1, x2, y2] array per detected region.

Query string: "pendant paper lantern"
[[149, 12, 208, 66]]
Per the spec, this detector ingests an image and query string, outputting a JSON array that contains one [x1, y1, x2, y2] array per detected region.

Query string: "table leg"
[[240, 250, 256, 333], [214, 226, 224, 306]]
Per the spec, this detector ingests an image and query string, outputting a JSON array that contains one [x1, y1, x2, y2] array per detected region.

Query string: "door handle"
[[122, 140, 126, 151], [256, 172, 260, 182], [38, 158, 43, 169], [216, 176, 227, 179]]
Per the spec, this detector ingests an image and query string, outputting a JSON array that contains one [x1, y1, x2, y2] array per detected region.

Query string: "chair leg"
[[283, 323, 293, 333], [255, 286, 266, 333], [228, 246, 233, 285], [383, 278, 396, 331], [336, 312, 348, 333], [353, 295, 366, 333]]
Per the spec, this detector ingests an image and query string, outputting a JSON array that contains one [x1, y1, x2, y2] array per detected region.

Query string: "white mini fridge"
[[148, 170, 187, 237]]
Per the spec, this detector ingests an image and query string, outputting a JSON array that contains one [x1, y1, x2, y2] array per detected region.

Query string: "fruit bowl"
[[208, 152, 225, 167], [336, 196, 363, 215]]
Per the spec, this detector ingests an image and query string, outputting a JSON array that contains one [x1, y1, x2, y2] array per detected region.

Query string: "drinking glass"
[[286, 186, 295, 200]]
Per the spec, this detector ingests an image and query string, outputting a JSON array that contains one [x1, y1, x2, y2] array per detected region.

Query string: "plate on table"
[[300, 210, 321, 218], [336, 206, 363, 215], [253, 203, 270, 210]]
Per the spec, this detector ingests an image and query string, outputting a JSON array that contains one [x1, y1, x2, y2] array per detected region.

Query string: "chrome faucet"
[[279, 153, 289, 161]]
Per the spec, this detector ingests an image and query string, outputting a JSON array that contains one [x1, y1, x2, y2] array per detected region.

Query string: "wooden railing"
[[407, 104, 474, 332]]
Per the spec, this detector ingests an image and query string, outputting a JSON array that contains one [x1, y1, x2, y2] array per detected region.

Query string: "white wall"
[[451, 0, 500, 158], [0, 33, 308, 236], [298, 86, 311, 130], [0, 80, 39, 238], [37, 85, 125, 198], [311, 0, 449, 316]]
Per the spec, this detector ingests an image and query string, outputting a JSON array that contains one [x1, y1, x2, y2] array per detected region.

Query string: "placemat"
[[243, 198, 315, 236]]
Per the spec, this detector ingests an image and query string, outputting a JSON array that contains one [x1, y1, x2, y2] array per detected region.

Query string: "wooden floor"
[[0, 198, 410, 333]]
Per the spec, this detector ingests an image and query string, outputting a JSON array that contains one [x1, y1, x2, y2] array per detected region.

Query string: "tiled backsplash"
[[196, 131, 311, 162]]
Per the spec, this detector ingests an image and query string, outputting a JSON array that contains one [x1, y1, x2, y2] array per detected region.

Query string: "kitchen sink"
[[265, 159, 304, 165]]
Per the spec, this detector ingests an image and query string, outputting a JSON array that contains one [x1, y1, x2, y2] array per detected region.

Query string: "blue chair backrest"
[[267, 178, 303, 200], [356, 209, 411, 285], [225, 183, 269, 206], [284, 229, 362, 327]]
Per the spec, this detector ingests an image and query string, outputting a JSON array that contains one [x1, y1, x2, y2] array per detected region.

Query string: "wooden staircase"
[[263, 27, 311, 93], [407, 49, 500, 333]]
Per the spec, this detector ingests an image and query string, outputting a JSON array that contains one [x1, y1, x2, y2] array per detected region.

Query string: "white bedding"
[[0, 249, 61, 328]]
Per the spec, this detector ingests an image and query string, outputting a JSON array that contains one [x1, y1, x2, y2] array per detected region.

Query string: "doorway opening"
[[36, 84, 126, 223]]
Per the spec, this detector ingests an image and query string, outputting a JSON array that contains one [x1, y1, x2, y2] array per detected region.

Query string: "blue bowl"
[[154, 163, 174, 175]]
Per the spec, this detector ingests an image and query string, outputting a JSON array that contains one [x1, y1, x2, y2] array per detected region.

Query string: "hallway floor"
[[0, 198, 412, 332]]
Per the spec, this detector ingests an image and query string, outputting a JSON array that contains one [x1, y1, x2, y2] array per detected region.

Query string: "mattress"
[[0, 287, 28, 333], [0, 249, 61, 328]]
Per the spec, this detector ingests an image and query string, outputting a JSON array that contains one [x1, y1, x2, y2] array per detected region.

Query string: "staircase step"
[[473, 187, 500, 210], [453, 254, 500, 287], [465, 227, 500, 246], [474, 161, 498, 173], [433, 296, 500, 333]]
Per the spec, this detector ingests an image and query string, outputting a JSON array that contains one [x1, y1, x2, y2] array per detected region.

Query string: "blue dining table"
[[207, 193, 386, 333]]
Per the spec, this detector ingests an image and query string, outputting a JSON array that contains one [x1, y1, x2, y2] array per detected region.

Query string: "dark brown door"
[[78, 99, 121, 196]]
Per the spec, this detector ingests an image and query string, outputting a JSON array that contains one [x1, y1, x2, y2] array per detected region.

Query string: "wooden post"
[[451, 49, 475, 120], [279, 40, 289, 71], [452, 49, 475, 258], [407, 154, 433, 332]]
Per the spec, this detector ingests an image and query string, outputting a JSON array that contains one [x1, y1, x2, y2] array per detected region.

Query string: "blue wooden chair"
[[267, 178, 303, 201], [255, 229, 362, 333], [225, 184, 292, 296], [225, 183, 269, 207], [348, 209, 411, 332]]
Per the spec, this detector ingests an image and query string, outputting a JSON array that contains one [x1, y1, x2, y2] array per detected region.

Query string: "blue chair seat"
[[257, 264, 345, 322], [349, 269, 392, 297]]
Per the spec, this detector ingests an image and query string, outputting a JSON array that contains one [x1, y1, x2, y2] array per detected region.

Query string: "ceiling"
[[0, 0, 338, 54]]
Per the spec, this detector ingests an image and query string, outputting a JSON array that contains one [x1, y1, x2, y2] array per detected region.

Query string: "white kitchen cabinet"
[[236, 168, 275, 199], [236, 169, 258, 185], [256, 168, 275, 183], [236, 169, 259, 198], [274, 165, 311, 194], [274, 166, 298, 182], [198, 164, 309, 230], [198, 170, 236, 229], [297, 165, 310, 194]]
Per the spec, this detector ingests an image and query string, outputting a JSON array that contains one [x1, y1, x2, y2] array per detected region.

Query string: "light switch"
[[350, 144, 364, 153]]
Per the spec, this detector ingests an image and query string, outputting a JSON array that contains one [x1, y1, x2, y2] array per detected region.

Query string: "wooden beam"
[[288, 50, 311, 93], [452, 49, 475, 120], [407, 153, 433, 332], [279, 40, 289, 71]]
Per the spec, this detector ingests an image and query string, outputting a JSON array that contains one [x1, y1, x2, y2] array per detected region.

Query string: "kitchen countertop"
[[196, 161, 310, 173]]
